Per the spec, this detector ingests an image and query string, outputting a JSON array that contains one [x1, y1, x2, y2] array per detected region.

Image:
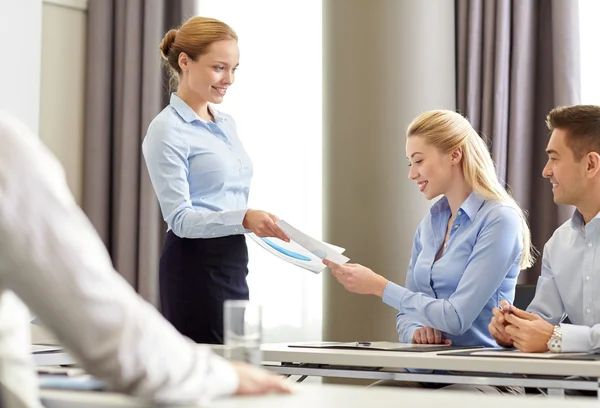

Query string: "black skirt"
[[159, 232, 249, 344]]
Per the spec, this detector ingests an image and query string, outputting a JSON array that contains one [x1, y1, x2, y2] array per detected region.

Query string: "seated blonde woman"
[[325, 110, 534, 394]]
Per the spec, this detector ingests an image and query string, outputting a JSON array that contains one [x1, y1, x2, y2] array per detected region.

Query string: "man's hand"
[[233, 362, 294, 396], [412, 327, 452, 344], [242, 210, 289, 242], [504, 306, 554, 353], [488, 300, 514, 347], [323, 260, 389, 297]]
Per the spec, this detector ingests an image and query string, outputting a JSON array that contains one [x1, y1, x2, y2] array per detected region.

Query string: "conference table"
[[256, 342, 600, 398], [34, 342, 600, 400], [38, 384, 600, 408]]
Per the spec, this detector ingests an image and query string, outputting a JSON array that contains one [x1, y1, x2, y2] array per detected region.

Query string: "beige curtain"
[[83, 0, 196, 304]]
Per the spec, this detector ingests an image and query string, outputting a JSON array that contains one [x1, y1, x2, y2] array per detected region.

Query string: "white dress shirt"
[[528, 210, 600, 352], [0, 112, 238, 407]]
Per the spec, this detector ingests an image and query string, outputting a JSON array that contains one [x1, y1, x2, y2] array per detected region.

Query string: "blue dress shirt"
[[142, 94, 253, 239], [382, 193, 523, 347], [527, 210, 600, 353]]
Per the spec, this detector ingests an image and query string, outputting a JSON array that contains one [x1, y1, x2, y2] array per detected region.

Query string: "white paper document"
[[248, 220, 349, 274], [291, 341, 451, 350], [472, 350, 588, 358], [31, 345, 63, 354]]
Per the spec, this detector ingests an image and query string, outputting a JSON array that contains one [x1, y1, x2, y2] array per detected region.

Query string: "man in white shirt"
[[0, 112, 292, 408], [489, 105, 600, 354]]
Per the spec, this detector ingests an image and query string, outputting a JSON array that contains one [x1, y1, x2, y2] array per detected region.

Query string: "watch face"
[[547, 326, 562, 353]]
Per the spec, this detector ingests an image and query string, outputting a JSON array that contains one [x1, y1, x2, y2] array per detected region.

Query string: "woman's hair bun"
[[160, 29, 178, 60]]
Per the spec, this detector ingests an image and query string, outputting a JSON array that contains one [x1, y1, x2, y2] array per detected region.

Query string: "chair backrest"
[[513, 283, 571, 324], [513, 284, 537, 310]]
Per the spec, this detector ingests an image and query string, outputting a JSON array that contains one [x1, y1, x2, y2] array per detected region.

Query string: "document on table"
[[288, 341, 480, 352], [37, 367, 85, 376], [442, 348, 600, 360], [38, 375, 105, 391], [471, 350, 589, 359], [31, 345, 63, 354], [248, 220, 349, 274]]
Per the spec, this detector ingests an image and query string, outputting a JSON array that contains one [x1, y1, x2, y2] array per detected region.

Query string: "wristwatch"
[[547, 325, 563, 353]]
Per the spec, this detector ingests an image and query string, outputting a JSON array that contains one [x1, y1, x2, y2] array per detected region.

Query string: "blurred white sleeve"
[[0, 291, 43, 408], [0, 112, 238, 404]]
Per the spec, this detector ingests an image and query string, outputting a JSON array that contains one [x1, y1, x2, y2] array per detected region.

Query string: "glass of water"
[[223, 300, 262, 366]]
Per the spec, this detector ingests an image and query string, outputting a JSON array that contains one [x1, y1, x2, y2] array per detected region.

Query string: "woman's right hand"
[[243, 210, 290, 242], [488, 300, 514, 347], [412, 327, 452, 344]]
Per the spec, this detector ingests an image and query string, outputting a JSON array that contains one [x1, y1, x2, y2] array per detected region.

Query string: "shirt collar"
[[459, 192, 485, 221], [430, 196, 450, 215], [430, 192, 484, 220], [169, 93, 225, 123], [570, 209, 600, 230]]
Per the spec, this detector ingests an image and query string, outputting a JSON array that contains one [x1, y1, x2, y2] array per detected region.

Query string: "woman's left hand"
[[323, 260, 389, 297]]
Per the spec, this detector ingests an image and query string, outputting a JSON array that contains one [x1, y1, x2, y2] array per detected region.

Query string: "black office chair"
[[513, 284, 537, 310], [513, 283, 570, 323]]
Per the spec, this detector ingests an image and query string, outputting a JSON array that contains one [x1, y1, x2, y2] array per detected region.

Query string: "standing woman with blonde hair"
[[143, 17, 289, 344], [325, 110, 535, 349]]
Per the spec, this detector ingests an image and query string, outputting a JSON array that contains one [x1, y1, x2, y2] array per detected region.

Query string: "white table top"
[[212, 385, 599, 408], [40, 384, 600, 408], [260, 343, 600, 377]]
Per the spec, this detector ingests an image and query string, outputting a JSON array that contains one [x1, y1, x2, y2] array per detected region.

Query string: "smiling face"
[[542, 128, 590, 206], [406, 135, 456, 200], [179, 39, 239, 104]]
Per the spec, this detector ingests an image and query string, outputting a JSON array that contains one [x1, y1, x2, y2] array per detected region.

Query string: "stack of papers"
[[248, 220, 349, 273]]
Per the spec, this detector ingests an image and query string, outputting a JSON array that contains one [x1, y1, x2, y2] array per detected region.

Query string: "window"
[[197, 0, 323, 342], [580, 0, 600, 104]]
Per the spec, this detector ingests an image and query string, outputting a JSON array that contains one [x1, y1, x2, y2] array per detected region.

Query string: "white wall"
[[0, 0, 85, 202], [39, 0, 87, 205], [31, 0, 87, 345], [0, 0, 42, 133], [580, 0, 600, 104]]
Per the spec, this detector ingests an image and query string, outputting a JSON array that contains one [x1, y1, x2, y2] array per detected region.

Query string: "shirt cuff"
[[202, 354, 239, 402], [382, 281, 409, 310], [401, 325, 421, 344], [225, 209, 249, 232], [560, 323, 591, 353]]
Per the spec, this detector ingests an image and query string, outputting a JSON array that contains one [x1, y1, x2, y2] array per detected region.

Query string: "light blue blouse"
[[383, 193, 523, 347], [142, 93, 253, 238]]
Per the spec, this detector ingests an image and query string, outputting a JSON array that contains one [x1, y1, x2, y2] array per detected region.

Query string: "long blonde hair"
[[407, 110, 535, 270]]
